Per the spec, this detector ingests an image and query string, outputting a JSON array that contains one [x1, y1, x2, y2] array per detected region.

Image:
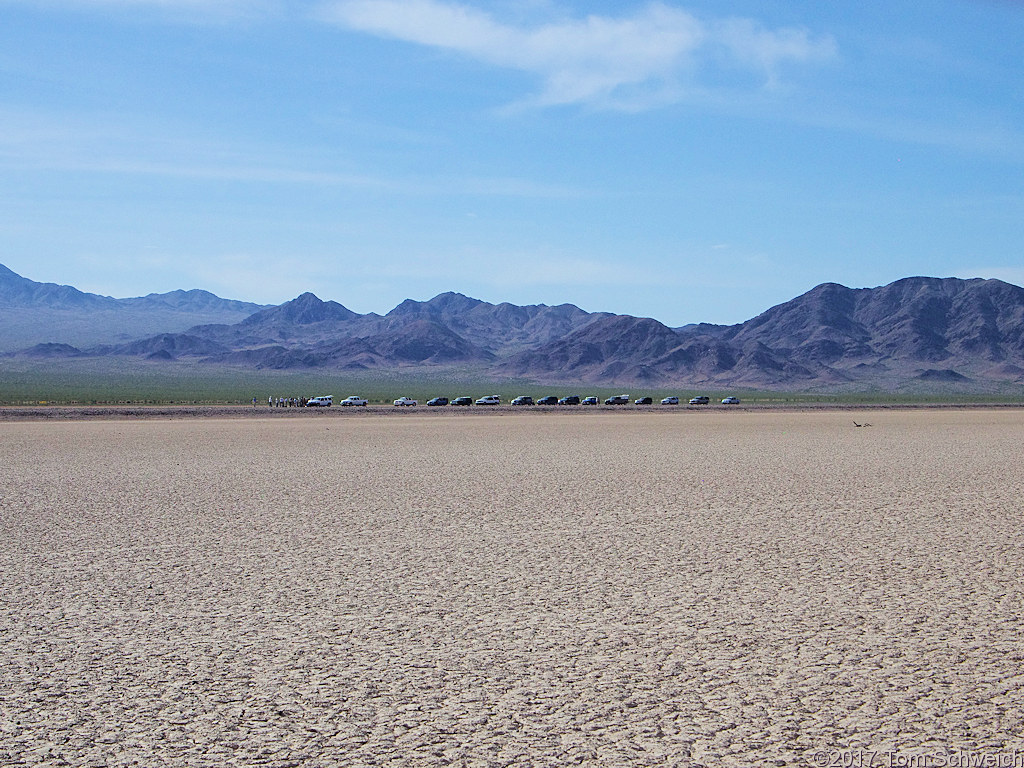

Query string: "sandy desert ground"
[[2, 409, 1023, 767]]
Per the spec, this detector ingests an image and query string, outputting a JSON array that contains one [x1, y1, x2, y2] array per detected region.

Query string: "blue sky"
[[1, 0, 1022, 325]]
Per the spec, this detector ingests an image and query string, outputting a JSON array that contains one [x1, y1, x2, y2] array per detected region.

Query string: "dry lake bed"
[[2, 409, 1023, 767]]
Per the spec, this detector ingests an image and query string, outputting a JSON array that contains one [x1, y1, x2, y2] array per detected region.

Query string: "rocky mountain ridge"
[[4, 263, 1024, 391]]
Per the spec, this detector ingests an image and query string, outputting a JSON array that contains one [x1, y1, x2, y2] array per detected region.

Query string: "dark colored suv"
[[427, 397, 449, 406], [558, 395, 580, 405], [451, 397, 473, 406], [536, 396, 559, 405]]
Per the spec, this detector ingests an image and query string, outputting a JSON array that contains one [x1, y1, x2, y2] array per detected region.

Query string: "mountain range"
[[4, 263, 1024, 392], [0, 263, 267, 354]]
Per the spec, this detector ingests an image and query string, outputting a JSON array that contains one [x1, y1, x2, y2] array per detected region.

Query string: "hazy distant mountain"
[[0, 263, 110, 309], [5, 263, 1024, 391], [0, 263, 268, 353]]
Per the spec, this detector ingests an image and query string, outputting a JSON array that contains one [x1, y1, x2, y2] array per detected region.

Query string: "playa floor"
[[2, 410, 1023, 767]]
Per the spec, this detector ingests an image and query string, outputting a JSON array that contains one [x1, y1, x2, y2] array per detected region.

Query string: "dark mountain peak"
[[759, 281, 858, 312], [427, 292, 486, 312], [804, 281, 858, 301], [963, 278, 1024, 305], [866, 276, 992, 311], [889, 275, 982, 290], [721, 275, 1024, 378], [549, 302, 587, 314], [242, 292, 357, 326], [577, 314, 676, 341], [729, 281, 863, 345], [864, 277, 1024, 322], [387, 298, 424, 316], [388, 292, 487, 317]]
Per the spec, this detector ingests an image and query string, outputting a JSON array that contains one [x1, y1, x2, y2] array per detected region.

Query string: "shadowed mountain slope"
[[492, 277, 1024, 388], [725, 277, 1024, 373], [5, 264, 1024, 390], [385, 292, 608, 353]]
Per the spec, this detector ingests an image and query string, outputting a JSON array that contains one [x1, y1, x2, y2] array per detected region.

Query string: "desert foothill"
[[3, 407, 1023, 767]]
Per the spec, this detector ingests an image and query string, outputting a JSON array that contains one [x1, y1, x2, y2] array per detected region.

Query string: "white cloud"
[[714, 17, 837, 89], [318, 1, 835, 110]]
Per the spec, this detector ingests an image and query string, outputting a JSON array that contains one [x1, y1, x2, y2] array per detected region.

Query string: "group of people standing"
[[257, 396, 309, 408]]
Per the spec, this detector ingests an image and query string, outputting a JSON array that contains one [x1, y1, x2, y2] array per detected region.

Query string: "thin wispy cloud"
[[318, 0, 836, 110], [367, 251, 676, 290], [713, 17, 835, 90], [0, 108, 585, 197], [0, 0, 282, 22]]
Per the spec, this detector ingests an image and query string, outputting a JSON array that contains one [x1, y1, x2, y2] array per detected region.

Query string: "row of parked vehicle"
[[501, 394, 742, 406], [304, 395, 365, 407], [304, 394, 741, 407]]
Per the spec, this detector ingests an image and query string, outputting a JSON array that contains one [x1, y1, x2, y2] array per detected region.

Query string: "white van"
[[306, 395, 333, 407]]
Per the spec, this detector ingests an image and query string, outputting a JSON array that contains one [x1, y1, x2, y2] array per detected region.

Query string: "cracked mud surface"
[[2, 410, 1023, 766]]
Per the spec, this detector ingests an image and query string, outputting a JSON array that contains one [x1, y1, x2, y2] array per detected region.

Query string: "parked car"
[[722, 396, 741, 404], [427, 397, 449, 406], [451, 397, 473, 406], [305, 395, 332, 407], [393, 397, 417, 407], [340, 395, 368, 406], [558, 395, 581, 405], [688, 396, 710, 405], [604, 395, 629, 405], [635, 397, 653, 405], [537, 395, 559, 405], [511, 396, 534, 406], [660, 396, 679, 405], [581, 396, 599, 405], [476, 395, 500, 405]]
